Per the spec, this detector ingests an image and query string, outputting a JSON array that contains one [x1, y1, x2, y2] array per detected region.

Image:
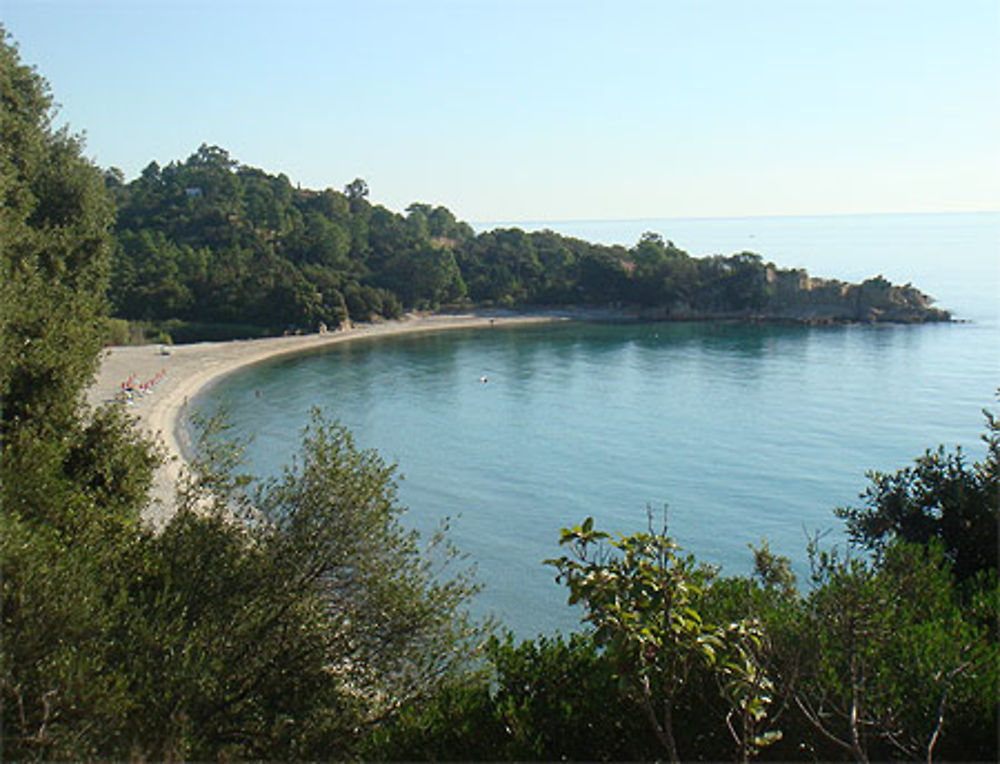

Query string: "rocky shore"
[[634, 271, 951, 324]]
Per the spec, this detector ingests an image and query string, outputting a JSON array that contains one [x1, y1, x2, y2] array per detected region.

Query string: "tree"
[[366, 631, 660, 762], [794, 538, 997, 763], [404, 204, 429, 241], [546, 514, 779, 762], [836, 401, 999, 580], [2, 33, 483, 758], [576, 246, 629, 303], [344, 177, 369, 201], [456, 228, 542, 304], [0, 27, 158, 535], [631, 231, 670, 273], [114, 411, 485, 758], [3, 406, 486, 759], [377, 245, 467, 308], [1, 27, 114, 442], [1, 28, 158, 757]]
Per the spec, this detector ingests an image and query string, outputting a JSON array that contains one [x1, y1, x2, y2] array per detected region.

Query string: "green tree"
[[378, 245, 467, 308], [529, 229, 579, 302], [2, 34, 481, 758], [631, 231, 671, 275], [367, 632, 660, 762], [794, 538, 997, 763], [1, 28, 114, 442], [546, 514, 779, 762], [0, 26, 158, 535], [120, 412, 484, 758], [1, 29, 158, 758], [344, 177, 369, 201], [457, 228, 542, 304], [836, 402, 999, 580], [576, 246, 629, 303], [298, 211, 351, 267], [4, 406, 486, 759]]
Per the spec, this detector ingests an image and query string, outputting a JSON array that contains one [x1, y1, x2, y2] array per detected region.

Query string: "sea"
[[193, 212, 999, 637]]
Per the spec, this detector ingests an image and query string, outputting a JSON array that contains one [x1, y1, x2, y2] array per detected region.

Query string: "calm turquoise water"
[[195, 212, 999, 636]]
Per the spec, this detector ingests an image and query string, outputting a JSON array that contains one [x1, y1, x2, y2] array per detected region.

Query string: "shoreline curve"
[[85, 312, 560, 528]]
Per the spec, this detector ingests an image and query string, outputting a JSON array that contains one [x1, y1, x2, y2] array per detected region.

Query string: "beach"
[[85, 312, 558, 528]]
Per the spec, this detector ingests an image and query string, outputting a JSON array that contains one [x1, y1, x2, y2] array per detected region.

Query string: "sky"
[[3, 0, 999, 223]]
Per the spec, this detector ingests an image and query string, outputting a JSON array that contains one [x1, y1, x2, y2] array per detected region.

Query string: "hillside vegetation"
[[107, 145, 948, 339]]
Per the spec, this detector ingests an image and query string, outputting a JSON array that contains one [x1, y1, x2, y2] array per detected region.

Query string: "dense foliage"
[[836, 409, 999, 581], [546, 515, 775, 763], [111, 145, 922, 336], [372, 428, 998, 761], [1, 31, 481, 760], [2, 29, 993, 761], [372, 411, 998, 762]]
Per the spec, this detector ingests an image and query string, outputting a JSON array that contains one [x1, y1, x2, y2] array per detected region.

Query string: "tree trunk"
[[638, 676, 680, 763], [663, 700, 680, 764]]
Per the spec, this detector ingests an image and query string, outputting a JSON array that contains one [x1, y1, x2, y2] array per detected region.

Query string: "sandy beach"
[[86, 312, 559, 528]]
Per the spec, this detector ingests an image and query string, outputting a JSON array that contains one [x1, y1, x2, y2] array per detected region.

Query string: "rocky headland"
[[634, 269, 951, 324]]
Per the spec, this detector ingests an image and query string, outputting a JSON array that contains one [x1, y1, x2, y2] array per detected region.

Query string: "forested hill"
[[108, 145, 949, 337]]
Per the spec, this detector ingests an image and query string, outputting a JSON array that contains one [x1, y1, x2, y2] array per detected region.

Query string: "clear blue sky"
[[4, 0, 999, 222]]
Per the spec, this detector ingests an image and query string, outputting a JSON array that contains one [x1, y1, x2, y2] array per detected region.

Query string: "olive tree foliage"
[[546, 514, 780, 763], [105, 410, 487, 760], [4, 405, 486, 760], [249, 413, 485, 718]]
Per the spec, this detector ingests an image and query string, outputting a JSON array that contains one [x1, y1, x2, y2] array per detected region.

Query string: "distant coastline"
[[104, 148, 965, 349]]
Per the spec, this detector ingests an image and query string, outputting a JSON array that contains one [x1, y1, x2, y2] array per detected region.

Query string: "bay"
[[194, 212, 999, 637]]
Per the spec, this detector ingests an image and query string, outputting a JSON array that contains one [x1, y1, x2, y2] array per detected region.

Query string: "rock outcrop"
[[635, 269, 950, 324], [763, 270, 950, 323]]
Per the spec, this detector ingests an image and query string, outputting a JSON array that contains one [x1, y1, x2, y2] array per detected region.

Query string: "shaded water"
[[196, 213, 999, 636]]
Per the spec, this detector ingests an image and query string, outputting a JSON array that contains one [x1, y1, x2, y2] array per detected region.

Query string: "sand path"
[[86, 313, 558, 528]]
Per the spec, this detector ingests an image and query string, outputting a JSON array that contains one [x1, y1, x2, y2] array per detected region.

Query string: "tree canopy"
[[105, 144, 948, 339], [836, 404, 999, 581]]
